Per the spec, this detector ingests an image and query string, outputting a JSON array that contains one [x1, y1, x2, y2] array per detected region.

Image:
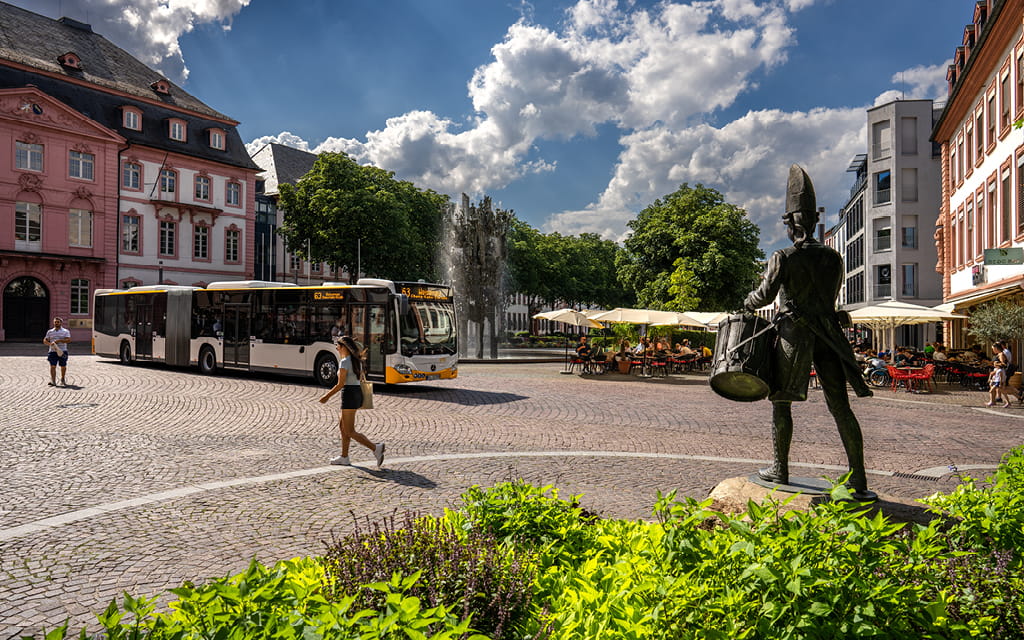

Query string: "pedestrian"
[[986, 360, 1010, 408], [43, 316, 71, 386], [318, 336, 385, 467]]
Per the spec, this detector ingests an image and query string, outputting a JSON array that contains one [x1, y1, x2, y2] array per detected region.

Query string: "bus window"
[[272, 291, 309, 345], [310, 303, 344, 343], [192, 290, 219, 338]]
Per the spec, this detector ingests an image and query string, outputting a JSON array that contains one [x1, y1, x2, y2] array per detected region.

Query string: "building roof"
[[252, 143, 319, 195], [0, 2, 258, 171]]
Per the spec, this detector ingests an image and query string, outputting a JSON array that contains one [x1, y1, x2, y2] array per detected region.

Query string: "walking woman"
[[319, 336, 385, 467]]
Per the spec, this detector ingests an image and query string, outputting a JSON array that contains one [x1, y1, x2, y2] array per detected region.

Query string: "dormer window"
[[57, 52, 82, 70], [122, 106, 142, 131], [209, 128, 225, 150], [150, 79, 171, 95], [168, 118, 187, 142]]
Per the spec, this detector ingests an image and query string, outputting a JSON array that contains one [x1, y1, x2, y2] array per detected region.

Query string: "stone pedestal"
[[707, 476, 933, 524]]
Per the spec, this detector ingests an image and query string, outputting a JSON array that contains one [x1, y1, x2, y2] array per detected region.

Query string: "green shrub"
[[322, 513, 535, 639], [37, 558, 487, 640]]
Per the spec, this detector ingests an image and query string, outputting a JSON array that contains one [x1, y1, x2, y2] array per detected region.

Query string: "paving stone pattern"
[[1, 349, 1020, 637]]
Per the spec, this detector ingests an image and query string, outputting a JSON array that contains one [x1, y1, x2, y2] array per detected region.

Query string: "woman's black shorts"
[[340, 384, 364, 410]]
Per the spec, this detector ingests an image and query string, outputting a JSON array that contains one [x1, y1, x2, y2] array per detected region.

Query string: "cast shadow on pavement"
[[353, 466, 438, 489], [380, 385, 526, 406]]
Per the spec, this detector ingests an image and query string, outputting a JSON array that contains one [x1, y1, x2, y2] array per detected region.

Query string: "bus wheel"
[[199, 346, 217, 375], [314, 353, 338, 387], [119, 341, 132, 365]]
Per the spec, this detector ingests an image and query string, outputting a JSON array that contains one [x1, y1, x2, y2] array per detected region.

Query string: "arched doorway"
[[3, 277, 49, 341]]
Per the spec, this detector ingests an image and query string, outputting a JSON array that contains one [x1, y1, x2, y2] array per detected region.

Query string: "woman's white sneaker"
[[374, 443, 386, 468], [329, 455, 350, 466]]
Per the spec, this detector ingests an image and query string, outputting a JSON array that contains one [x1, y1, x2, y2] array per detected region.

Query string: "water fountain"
[[440, 194, 512, 359]]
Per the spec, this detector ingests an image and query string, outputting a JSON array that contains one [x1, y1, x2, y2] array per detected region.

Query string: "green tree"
[[967, 298, 1024, 345], [277, 152, 448, 282], [617, 183, 763, 311]]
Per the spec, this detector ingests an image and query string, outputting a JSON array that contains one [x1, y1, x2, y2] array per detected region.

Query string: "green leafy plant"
[[322, 512, 535, 640]]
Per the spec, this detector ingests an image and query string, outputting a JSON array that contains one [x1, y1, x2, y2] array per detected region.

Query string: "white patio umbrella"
[[669, 311, 730, 329], [590, 307, 688, 326], [532, 308, 604, 373], [846, 300, 967, 354]]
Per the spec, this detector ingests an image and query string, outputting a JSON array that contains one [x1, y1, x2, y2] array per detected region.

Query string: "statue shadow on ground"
[[380, 385, 526, 406], [581, 373, 709, 386], [351, 466, 438, 489]]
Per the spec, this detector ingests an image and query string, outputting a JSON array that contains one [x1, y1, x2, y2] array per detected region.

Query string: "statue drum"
[[709, 313, 775, 402]]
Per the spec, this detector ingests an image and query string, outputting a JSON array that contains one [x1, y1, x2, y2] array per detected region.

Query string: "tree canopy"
[[508, 218, 632, 312], [616, 183, 764, 311], [277, 152, 448, 282], [967, 298, 1024, 345]]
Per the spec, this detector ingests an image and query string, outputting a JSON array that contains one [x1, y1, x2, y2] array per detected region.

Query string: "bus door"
[[223, 303, 250, 369], [135, 303, 153, 358], [367, 304, 387, 377]]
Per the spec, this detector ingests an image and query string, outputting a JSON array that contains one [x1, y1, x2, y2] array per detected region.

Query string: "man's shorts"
[[47, 350, 68, 367]]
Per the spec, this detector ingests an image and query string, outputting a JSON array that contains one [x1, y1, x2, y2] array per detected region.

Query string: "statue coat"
[[745, 238, 872, 402]]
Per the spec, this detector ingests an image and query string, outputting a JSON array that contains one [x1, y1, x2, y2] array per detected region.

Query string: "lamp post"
[[158, 260, 163, 285]]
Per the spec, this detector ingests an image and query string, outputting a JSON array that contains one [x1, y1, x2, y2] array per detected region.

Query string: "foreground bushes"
[[36, 447, 1024, 639]]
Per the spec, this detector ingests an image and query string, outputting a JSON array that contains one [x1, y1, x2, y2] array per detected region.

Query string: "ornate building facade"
[[0, 3, 259, 342]]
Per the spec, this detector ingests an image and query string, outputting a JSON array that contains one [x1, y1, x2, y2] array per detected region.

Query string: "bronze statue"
[[744, 165, 875, 499]]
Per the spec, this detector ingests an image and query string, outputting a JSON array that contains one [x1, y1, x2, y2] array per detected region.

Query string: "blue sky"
[[23, 0, 971, 252]]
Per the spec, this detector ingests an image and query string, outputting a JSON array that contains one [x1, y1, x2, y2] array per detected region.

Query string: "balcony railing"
[[874, 284, 891, 298], [874, 188, 891, 205], [874, 234, 891, 252]]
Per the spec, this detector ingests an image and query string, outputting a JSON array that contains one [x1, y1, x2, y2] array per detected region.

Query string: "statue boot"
[[758, 402, 793, 485]]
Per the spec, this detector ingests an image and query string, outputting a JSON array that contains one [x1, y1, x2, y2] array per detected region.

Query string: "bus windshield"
[[400, 299, 457, 356]]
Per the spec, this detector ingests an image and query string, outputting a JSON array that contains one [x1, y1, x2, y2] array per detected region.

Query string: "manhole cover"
[[56, 402, 99, 409]]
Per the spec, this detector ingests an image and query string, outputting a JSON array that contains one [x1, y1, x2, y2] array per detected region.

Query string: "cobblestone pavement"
[[1, 347, 1021, 637]]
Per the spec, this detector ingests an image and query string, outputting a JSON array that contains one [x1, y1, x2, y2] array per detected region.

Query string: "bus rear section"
[[92, 286, 195, 366]]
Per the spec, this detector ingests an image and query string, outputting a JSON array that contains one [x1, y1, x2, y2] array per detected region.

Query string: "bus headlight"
[[394, 363, 413, 375]]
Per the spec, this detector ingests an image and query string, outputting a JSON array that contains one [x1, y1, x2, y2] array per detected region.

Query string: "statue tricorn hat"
[[786, 164, 816, 215]]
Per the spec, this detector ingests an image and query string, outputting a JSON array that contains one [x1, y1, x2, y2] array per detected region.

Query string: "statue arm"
[[744, 250, 783, 311]]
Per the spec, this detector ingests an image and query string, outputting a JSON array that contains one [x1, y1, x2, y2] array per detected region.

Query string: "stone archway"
[[3, 277, 49, 341]]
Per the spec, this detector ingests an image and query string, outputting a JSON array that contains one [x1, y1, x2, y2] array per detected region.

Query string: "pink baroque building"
[[0, 3, 260, 342]]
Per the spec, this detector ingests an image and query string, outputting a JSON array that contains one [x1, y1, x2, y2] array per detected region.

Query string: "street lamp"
[[158, 260, 163, 285]]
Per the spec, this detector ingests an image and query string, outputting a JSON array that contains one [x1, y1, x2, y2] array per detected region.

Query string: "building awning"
[[944, 279, 1024, 310]]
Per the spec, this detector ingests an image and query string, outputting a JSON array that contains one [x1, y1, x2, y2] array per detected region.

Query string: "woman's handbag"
[[360, 374, 374, 409]]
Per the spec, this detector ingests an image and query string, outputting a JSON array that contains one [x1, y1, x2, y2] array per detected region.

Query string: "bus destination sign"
[[313, 290, 346, 301], [401, 285, 450, 301]]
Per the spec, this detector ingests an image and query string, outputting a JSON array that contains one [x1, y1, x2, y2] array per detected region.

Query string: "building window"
[[950, 145, 958, 190], [873, 218, 891, 252], [159, 220, 176, 256], [987, 94, 996, 146], [15, 141, 43, 172], [160, 169, 176, 194], [121, 214, 140, 253], [15, 201, 42, 249], [225, 229, 240, 263], [193, 225, 208, 259], [988, 182, 997, 246], [875, 264, 891, 298], [1017, 53, 1024, 115], [169, 119, 186, 142], [1001, 170, 1012, 243], [68, 150, 94, 180], [226, 182, 240, 207], [847, 199, 863, 234], [210, 130, 224, 150], [289, 253, 301, 271], [976, 193, 985, 256], [965, 127, 974, 169], [311, 262, 322, 274], [901, 215, 917, 249], [975, 110, 984, 160], [1000, 72, 1011, 131], [1017, 158, 1024, 235], [871, 120, 890, 160], [957, 138, 964, 183], [874, 170, 891, 205], [845, 272, 864, 305], [966, 202, 975, 258], [901, 168, 918, 202], [901, 264, 917, 297], [123, 109, 140, 130], [122, 161, 141, 189], [68, 209, 93, 247], [845, 235, 864, 270], [900, 117, 917, 155], [194, 175, 210, 201], [70, 279, 89, 315]]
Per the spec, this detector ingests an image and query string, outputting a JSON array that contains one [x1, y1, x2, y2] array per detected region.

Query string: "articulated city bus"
[[92, 279, 458, 385]]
